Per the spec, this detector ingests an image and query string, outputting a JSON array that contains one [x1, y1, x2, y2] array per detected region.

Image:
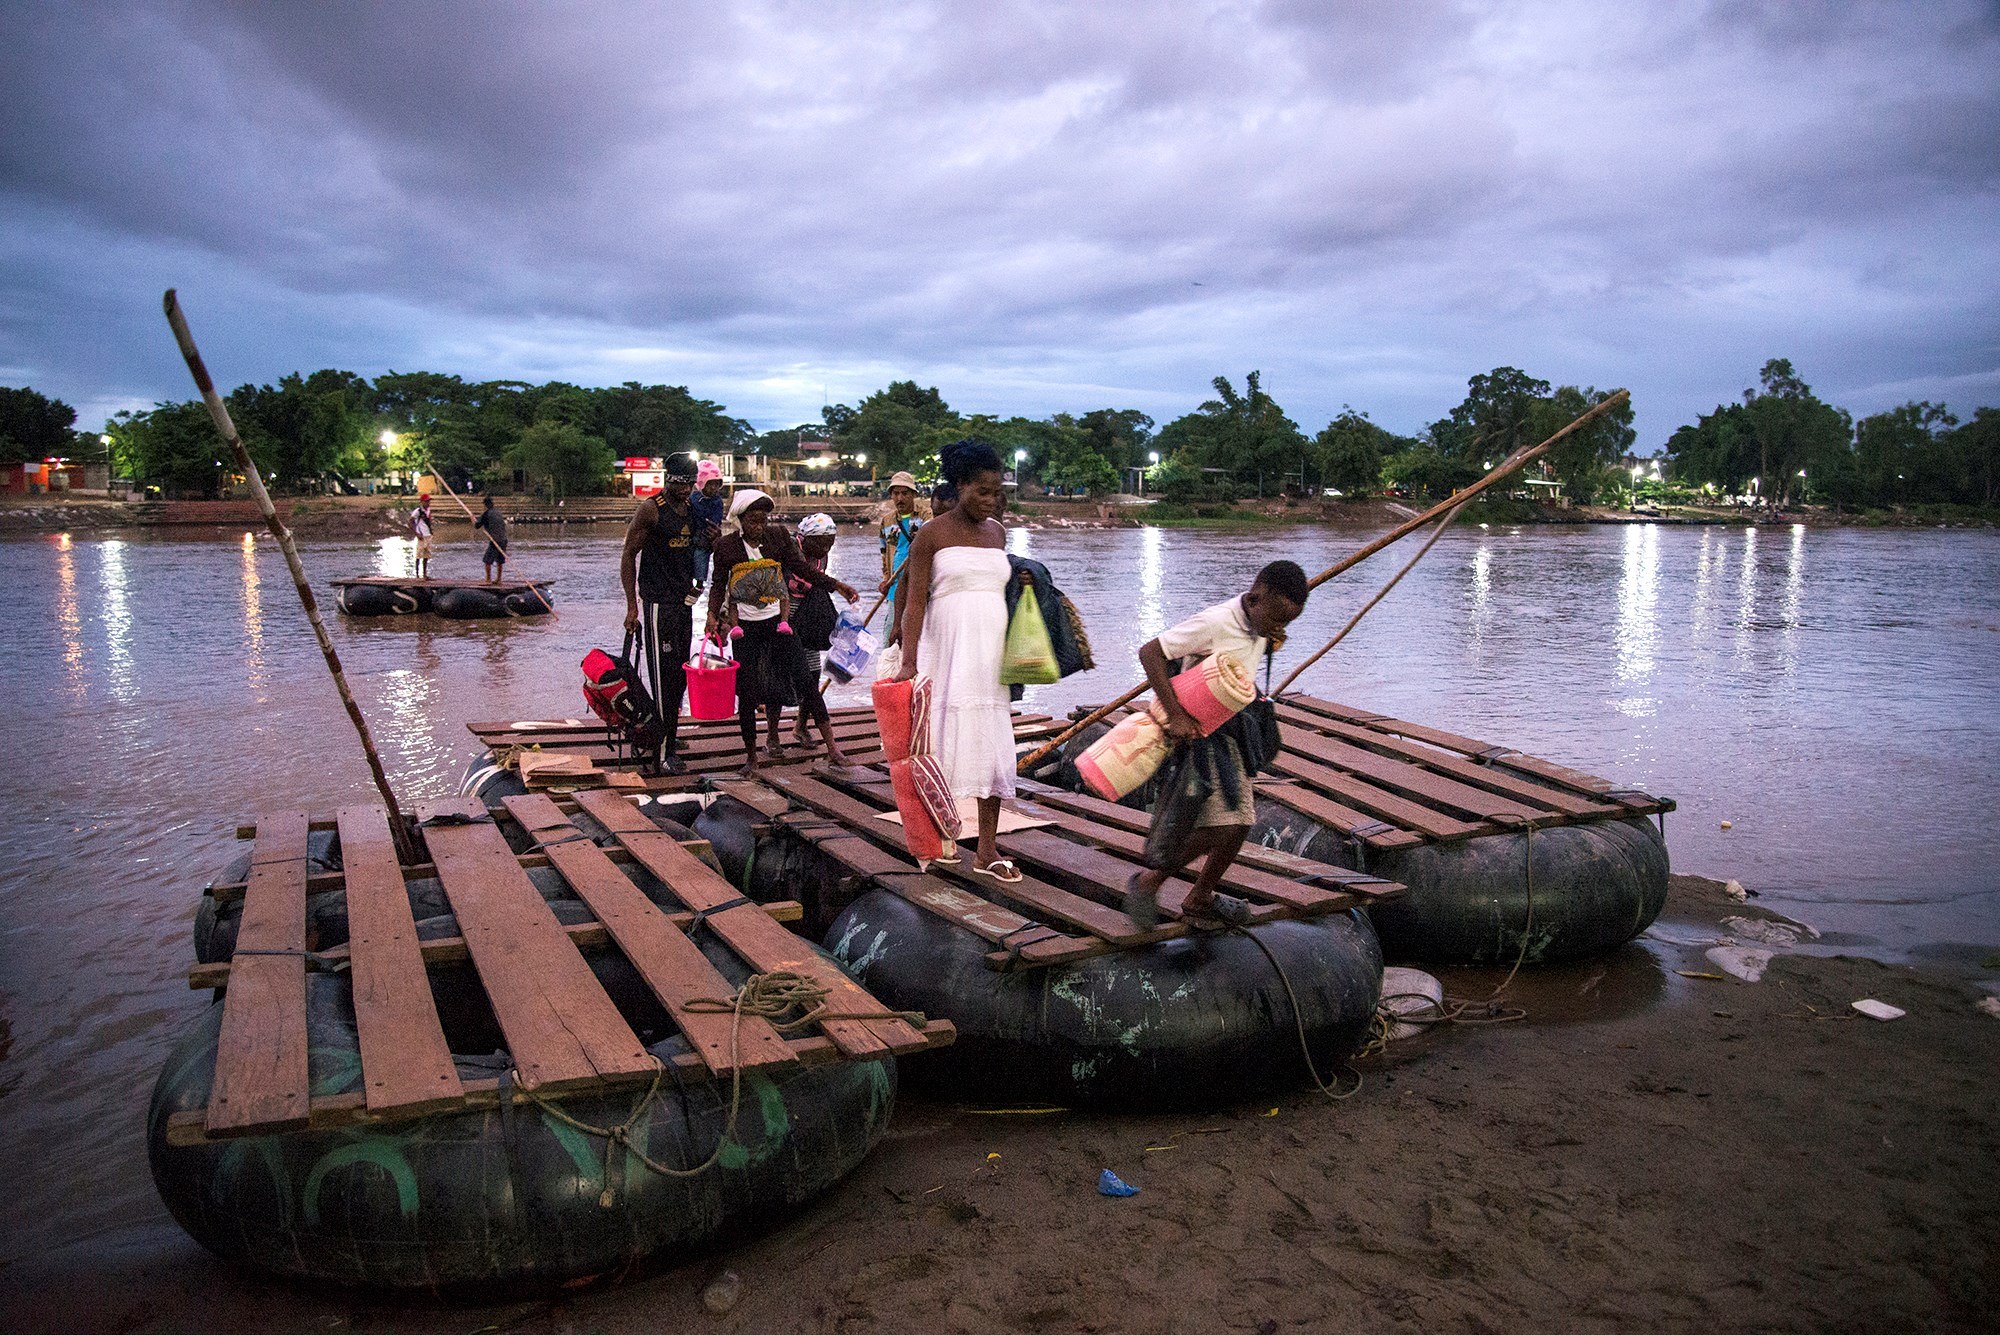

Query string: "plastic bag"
[[825, 607, 880, 682], [999, 588, 1060, 685]]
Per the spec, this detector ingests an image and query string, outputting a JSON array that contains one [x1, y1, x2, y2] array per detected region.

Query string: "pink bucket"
[[686, 638, 738, 720]]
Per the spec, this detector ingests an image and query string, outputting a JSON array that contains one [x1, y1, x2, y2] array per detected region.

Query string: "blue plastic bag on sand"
[[825, 608, 880, 683], [1098, 1169, 1139, 1197]]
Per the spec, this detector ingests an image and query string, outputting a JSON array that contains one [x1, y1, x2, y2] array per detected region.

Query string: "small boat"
[[331, 576, 554, 619], [153, 797, 948, 1292]]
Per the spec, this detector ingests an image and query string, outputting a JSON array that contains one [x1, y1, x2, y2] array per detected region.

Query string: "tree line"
[[5, 357, 1993, 509]]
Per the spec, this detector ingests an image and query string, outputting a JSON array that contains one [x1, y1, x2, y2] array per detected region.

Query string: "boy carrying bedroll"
[[1124, 560, 1310, 929]]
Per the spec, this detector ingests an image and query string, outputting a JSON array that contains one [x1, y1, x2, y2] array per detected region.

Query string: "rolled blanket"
[[1076, 653, 1255, 801], [890, 755, 961, 864], [872, 676, 934, 763]]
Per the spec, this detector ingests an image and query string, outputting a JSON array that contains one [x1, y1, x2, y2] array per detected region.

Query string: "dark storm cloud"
[[2, 0, 1996, 439]]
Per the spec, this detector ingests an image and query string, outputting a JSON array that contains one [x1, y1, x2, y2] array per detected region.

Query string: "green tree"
[[1434, 367, 1552, 463], [1075, 408, 1155, 470], [1946, 407, 2000, 506], [1855, 401, 1957, 505], [1040, 430, 1121, 495], [832, 381, 962, 475], [503, 421, 614, 497], [1154, 371, 1308, 496], [1740, 359, 1852, 505], [227, 370, 372, 491], [111, 401, 231, 496], [0, 386, 77, 464], [1382, 447, 1476, 500], [1529, 385, 1635, 502], [1312, 409, 1399, 497]]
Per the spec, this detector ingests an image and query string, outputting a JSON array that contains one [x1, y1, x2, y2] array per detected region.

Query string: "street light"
[[855, 453, 867, 465], [99, 434, 113, 447], [379, 429, 397, 447], [1147, 451, 1160, 465]]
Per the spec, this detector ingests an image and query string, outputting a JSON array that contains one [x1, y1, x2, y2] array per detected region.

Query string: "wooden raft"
[[467, 705, 1074, 786], [1251, 693, 1675, 854], [170, 797, 950, 1147], [331, 575, 554, 595], [755, 766, 1404, 972]]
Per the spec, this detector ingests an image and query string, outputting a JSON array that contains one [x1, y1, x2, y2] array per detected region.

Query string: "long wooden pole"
[[1014, 390, 1628, 774], [425, 467, 556, 615], [163, 290, 420, 865]]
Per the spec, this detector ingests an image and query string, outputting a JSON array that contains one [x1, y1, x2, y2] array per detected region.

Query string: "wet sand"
[[8, 873, 1993, 1334]]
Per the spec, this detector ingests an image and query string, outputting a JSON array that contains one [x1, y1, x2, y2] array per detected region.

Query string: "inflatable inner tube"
[[433, 587, 510, 620], [1251, 798, 1670, 966], [150, 931, 895, 1294], [827, 888, 1382, 1109], [338, 584, 427, 616]]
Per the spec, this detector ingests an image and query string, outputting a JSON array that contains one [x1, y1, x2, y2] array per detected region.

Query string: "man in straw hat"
[[621, 451, 701, 774], [877, 469, 929, 629]]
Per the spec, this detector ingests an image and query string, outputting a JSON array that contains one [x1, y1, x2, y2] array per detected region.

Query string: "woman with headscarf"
[[706, 492, 859, 773]]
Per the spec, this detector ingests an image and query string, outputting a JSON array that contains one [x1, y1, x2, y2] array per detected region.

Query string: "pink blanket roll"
[[1075, 652, 1256, 801]]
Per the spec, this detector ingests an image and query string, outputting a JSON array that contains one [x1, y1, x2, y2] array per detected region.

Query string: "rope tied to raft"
[[509, 970, 927, 1202]]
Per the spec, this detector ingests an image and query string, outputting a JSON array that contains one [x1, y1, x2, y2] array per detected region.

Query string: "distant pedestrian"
[[473, 495, 508, 583], [411, 494, 434, 578]]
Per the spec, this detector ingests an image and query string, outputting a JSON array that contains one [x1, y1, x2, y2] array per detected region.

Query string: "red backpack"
[[582, 632, 666, 759]]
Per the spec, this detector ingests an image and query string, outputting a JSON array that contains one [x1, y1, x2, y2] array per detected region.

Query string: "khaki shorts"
[[416, 536, 434, 560]]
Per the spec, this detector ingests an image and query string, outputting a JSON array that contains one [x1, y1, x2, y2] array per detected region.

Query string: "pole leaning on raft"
[[162, 289, 420, 865], [1014, 389, 1630, 775]]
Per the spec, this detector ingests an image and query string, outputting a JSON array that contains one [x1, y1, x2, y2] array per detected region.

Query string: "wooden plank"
[[206, 846, 661, 902], [761, 771, 1174, 946], [164, 1019, 957, 1147], [1278, 724, 1539, 824], [707, 778, 793, 819], [1265, 748, 1488, 841], [1283, 695, 1671, 811], [334, 807, 464, 1117], [415, 798, 655, 1092], [1009, 779, 1402, 893], [190, 899, 804, 989], [1254, 779, 1428, 851], [1270, 703, 1617, 818], [571, 788, 928, 1058], [207, 811, 312, 1136], [502, 795, 796, 1075]]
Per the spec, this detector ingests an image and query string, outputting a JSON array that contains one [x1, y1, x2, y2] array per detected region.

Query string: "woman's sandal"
[[969, 858, 1023, 885]]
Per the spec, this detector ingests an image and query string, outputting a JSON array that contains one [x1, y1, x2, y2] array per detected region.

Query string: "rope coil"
[[508, 970, 926, 1204]]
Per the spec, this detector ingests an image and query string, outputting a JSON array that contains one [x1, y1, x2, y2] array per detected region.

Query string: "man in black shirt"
[[621, 452, 701, 773]]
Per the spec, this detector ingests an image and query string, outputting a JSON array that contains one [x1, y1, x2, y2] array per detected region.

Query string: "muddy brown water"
[[0, 520, 1995, 1308]]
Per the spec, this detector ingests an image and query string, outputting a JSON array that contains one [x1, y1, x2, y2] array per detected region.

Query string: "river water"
[[0, 519, 1995, 1300]]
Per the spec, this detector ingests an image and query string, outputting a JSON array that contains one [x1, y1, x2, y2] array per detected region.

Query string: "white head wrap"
[[797, 512, 836, 538], [723, 488, 773, 534]]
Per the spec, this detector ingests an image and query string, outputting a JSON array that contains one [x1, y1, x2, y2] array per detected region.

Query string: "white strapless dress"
[[917, 546, 1017, 801]]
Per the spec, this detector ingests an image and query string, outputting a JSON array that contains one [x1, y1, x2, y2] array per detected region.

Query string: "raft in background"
[[153, 795, 950, 1293], [332, 575, 554, 619], [1039, 693, 1674, 967]]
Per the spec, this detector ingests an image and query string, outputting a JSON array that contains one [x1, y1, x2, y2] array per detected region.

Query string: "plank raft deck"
[[1159, 692, 1673, 856], [170, 798, 950, 1147], [468, 705, 1073, 785], [753, 766, 1404, 972]]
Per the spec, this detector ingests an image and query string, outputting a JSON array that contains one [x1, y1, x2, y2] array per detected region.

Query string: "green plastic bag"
[[1000, 589, 1061, 685]]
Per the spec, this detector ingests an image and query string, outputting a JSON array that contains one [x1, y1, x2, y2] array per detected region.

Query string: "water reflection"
[[99, 538, 136, 704], [1733, 525, 1759, 659], [1615, 523, 1659, 689], [1137, 523, 1166, 644], [1007, 525, 1032, 559], [1782, 523, 1806, 649], [54, 533, 84, 702], [240, 533, 265, 691], [376, 536, 413, 578], [1467, 540, 1493, 650]]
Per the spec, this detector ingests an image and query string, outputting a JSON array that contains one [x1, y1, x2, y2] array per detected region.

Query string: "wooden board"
[[207, 811, 312, 1136], [1270, 703, 1617, 819], [502, 794, 797, 1075], [336, 807, 464, 1117], [1276, 724, 1541, 825], [762, 772, 1172, 946], [1266, 747, 1487, 842], [1253, 779, 1427, 851], [571, 788, 929, 1058], [415, 798, 655, 1092]]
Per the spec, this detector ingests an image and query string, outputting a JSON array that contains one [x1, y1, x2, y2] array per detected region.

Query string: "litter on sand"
[[1976, 996, 2000, 1019], [1851, 999, 1905, 1021], [1097, 1170, 1139, 1197], [1675, 970, 1727, 981], [1706, 946, 1773, 983]]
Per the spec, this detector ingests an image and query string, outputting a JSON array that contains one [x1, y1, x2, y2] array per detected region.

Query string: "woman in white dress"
[[889, 439, 1023, 883]]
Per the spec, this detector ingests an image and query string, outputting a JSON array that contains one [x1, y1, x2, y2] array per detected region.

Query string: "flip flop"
[[969, 858, 1023, 885], [1124, 873, 1159, 931]]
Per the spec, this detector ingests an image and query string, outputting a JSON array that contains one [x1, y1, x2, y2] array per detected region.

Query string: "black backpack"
[[581, 631, 666, 759]]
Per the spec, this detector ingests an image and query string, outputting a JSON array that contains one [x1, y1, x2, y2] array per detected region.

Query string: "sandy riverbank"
[[6, 873, 1993, 1334]]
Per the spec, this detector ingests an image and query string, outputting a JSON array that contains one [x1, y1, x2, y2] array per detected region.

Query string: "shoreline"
[[6, 872, 1993, 1333], [5, 493, 1994, 539]]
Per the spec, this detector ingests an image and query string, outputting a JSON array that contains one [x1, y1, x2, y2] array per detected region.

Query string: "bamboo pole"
[[1014, 390, 1628, 774], [426, 467, 555, 615], [162, 290, 420, 865]]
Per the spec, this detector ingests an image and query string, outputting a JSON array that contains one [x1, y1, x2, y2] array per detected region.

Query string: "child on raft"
[[1123, 560, 1310, 928], [690, 458, 728, 591]]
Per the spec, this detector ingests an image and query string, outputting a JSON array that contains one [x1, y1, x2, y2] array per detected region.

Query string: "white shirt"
[[1155, 595, 1267, 683]]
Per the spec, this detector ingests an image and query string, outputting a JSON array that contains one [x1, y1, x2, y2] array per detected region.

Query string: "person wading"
[[889, 440, 1027, 883], [621, 452, 700, 774], [1124, 560, 1309, 928]]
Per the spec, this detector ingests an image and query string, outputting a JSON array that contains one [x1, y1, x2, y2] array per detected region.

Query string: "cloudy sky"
[[2, 0, 1996, 446]]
